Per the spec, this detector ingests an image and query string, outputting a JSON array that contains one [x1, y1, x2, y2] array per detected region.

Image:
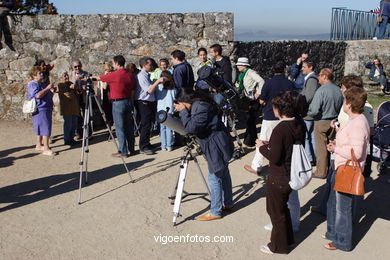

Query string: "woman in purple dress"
[[27, 66, 56, 156]]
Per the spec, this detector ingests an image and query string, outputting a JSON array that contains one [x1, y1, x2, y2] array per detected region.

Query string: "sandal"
[[324, 243, 337, 250], [42, 150, 55, 156], [35, 146, 44, 152]]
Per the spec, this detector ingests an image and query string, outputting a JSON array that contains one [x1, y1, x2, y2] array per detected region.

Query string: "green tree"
[[13, 0, 58, 14]]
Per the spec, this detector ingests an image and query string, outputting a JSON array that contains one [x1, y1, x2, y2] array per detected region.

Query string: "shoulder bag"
[[334, 148, 365, 196]]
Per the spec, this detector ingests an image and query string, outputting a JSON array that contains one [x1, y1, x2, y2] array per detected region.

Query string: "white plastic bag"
[[289, 144, 313, 190], [23, 98, 37, 114]]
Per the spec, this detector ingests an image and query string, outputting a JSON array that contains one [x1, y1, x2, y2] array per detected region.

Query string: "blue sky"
[[54, 0, 377, 37]]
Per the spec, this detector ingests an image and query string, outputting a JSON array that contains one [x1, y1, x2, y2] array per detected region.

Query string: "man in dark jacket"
[[171, 50, 194, 90], [289, 52, 309, 92], [174, 89, 234, 221], [244, 60, 295, 175], [0, 0, 13, 49], [209, 43, 233, 84], [377, 0, 390, 39]]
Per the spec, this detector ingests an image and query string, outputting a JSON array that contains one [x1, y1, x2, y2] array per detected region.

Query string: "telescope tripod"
[[78, 88, 132, 204], [169, 138, 211, 226], [222, 107, 245, 159]]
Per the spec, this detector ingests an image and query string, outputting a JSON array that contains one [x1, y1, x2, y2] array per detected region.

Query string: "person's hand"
[[256, 139, 265, 148], [70, 84, 75, 89], [158, 77, 167, 84], [327, 140, 335, 153], [254, 93, 260, 100], [297, 57, 302, 65], [174, 102, 185, 112], [235, 82, 239, 88], [330, 120, 335, 128]]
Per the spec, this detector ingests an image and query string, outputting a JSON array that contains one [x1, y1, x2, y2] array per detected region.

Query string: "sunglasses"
[[74, 65, 81, 68]]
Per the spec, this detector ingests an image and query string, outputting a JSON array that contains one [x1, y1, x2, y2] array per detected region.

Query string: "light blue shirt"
[[135, 70, 156, 102], [155, 84, 177, 113]]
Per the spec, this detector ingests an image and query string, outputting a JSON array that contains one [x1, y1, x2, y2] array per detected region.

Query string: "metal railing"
[[330, 7, 390, 40]]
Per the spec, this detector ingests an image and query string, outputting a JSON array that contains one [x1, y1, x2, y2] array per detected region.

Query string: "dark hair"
[[210, 44, 222, 55], [161, 70, 175, 90], [303, 60, 315, 70], [171, 50, 186, 61], [159, 58, 169, 66], [273, 60, 286, 74], [302, 51, 309, 55], [35, 59, 45, 66], [271, 91, 298, 118], [147, 58, 158, 70], [341, 75, 363, 89], [344, 87, 367, 114], [176, 88, 215, 105], [198, 47, 207, 55], [113, 55, 126, 67]]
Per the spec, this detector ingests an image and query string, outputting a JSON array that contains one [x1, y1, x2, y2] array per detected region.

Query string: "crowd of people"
[[25, 43, 381, 255]]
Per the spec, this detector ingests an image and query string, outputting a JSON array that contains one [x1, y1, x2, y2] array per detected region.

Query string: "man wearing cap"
[[235, 57, 265, 147]]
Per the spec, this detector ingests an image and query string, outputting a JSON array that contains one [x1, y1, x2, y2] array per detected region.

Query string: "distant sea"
[[235, 31, 330, 41]]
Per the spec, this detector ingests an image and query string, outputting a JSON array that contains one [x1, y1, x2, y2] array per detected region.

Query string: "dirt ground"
[[1, 121, 389, 260]]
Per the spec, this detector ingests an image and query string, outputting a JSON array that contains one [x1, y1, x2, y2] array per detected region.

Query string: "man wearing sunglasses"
[[69, 60, 90, 140]]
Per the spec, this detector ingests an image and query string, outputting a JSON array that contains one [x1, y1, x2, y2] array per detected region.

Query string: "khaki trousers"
[[314, 121, 332, 178]]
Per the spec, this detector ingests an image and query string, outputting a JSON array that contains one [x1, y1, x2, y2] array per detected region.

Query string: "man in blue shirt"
[[135, 57, 166, 155], [289, 52, 309, 93], [244, 60, 294, 174]]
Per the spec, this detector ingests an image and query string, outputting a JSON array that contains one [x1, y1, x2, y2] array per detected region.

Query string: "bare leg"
[[42, 136, 51, 151], [36, 136, 44, 150]]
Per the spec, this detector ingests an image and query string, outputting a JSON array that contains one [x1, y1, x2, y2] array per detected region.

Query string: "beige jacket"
[[243, 69, 265, 99]]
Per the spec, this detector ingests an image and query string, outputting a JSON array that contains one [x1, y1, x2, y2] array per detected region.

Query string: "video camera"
[[76, 73, 96, 94]]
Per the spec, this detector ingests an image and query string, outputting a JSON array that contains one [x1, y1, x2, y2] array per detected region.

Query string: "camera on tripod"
[[197, 66, 238, 102]]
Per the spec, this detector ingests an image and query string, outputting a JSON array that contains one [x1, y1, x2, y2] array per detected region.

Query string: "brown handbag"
[[334, 149, 365, 196]]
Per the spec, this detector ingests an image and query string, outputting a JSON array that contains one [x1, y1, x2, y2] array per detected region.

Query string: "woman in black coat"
[[257, 91, 306, 254], [174, 89, 234, 221]]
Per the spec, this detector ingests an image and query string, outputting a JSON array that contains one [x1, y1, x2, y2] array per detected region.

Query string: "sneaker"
[[260, 245, 273, 255], [264, 224, 273, 231], [372, 37, 378, 40], [140, 147, 155, 155], [167, 147, 173, 152]]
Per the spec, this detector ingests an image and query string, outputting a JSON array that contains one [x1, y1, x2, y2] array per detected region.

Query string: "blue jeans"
[[326, 169, 354, 251], [208, 165, 233, 216], [112, 99, 135, 155], [378, 15, 389, 39], [160, 124, 174, 149], [287, 190, 300, 232], [304, 120, 316, 163], [63, 115, 78, 144], [371, 75, 388, 87]]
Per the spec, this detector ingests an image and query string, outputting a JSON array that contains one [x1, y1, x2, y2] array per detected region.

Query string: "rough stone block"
[[9, 57, 36, 71], [32, 30, 58, 41], [184, 13, 204, 24]]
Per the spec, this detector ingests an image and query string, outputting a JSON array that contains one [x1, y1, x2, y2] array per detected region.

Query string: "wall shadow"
[[0, 158, 153, 212]]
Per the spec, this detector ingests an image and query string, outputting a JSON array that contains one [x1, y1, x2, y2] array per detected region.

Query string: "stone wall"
[[344, 40, 390, 78], [0, 13, 234, 120], [233, 41, 348, 81], [1, 12, 389, 121]]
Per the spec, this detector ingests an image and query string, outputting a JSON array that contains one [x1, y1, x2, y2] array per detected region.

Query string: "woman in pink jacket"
[[324, 87, 370, 251]]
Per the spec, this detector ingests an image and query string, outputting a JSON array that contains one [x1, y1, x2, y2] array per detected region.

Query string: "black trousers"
[[244, 106, 258, 146], [136, 100, 156, 150], [266, 175, 294, 254]]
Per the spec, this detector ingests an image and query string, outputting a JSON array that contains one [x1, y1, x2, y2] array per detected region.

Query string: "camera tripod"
[[169, 136, 211, 226], [78, 85, 132, 204], [221, 102, 245, 159]]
